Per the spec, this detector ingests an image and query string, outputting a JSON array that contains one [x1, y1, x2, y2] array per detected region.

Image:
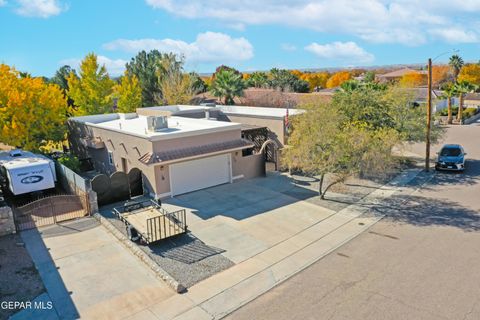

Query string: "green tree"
[[159, 71, 195, 105], [210, 69, 245, 105], [126, 50, 163, 107], [333, 86, 394, 130], [126, 51, 195, 106], [213, 65, 242, 79], [285, 84, 446, 198], [340, 80, 361, 93], [335, 85, 442, 143], [247, 71, 268, 88], [67, 53, 115, 116], [155, 53, 198, 105], [454, 80, 477, 123], [0, 64, 68, 151], [113, 72, 142, 113], [283, 102, 399, 199], [51, 65, 75, 91], [364, 71, 376, 82], [449, 54, 464, 81], [51, 65, 76, 108], [58, 154, 81, 172], [189, 72, 207, 93], [382, 86, 443, 142], [268, 68, 309, 92]]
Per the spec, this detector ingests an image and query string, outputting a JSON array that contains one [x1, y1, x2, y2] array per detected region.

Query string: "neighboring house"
[[396, 87, 454, 114], [376, 68, 426, 83], [68, 105, 303, 199], [463, 93, 480, 110]]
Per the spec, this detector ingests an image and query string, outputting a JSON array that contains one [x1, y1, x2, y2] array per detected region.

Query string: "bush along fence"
[[55, 162, 99, 215]]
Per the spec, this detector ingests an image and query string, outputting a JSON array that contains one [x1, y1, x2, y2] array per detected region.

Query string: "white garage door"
[[170, 154, 231, 196]]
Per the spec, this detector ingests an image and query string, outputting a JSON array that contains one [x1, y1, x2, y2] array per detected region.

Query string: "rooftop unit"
[[147, 116, 169, 132], [9, 149, 22, 157]]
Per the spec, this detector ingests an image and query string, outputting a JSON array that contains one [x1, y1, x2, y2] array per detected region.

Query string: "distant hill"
[[198, 62, 452, 77]]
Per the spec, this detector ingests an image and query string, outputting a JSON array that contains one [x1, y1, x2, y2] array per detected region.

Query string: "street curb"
[[92, 213, 186, 293]]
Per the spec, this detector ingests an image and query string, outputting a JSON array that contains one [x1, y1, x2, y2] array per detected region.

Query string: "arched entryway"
[[258, 139, 279, 171]]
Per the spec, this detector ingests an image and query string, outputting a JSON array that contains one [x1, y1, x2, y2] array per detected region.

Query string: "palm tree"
[[449, 54, 464, 81], [210, 69, 245, 105], [247, 71, 268, 88], [454, 80, 477, 123], [441, 84, 457, 124]]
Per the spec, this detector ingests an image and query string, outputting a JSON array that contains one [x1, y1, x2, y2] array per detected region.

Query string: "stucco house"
[[463, 93, 480, 110], [375, 68, 426, 83], [68, 105, 302, 200]]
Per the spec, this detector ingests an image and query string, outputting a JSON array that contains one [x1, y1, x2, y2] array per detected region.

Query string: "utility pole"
[[425, 58, 432, 171]]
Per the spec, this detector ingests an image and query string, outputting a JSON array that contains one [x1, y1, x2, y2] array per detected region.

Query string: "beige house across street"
[[68, 105, 302, 201]]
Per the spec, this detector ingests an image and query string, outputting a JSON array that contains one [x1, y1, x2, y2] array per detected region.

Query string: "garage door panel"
[[170, 154, 231, 196]]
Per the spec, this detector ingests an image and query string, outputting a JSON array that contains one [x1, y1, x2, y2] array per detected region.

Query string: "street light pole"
[[425, 58, 432, 171]]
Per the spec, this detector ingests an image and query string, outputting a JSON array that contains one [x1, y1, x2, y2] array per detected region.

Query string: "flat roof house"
[[463, 93, 480, 109], [68, 105, 302, 200], [137, 104, 303, 147]]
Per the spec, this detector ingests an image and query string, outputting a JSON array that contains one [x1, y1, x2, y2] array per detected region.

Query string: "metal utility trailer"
[[113, 199, 187, 244]]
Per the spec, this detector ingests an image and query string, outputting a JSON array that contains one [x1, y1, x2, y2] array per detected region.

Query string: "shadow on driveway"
[[175, 175, 320, 221], [174, 172, 392, 221]]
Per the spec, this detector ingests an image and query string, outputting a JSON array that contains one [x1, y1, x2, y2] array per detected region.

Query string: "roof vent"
[[200, 102, 216, 107], [9, 149, 22, 157], [147, 116, 168, 132]]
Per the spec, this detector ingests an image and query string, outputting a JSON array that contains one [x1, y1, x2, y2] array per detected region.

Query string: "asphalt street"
[[227, 124, 480, 320]]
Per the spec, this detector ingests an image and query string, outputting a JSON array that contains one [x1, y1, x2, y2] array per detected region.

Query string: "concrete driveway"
[[163, 175, 336, 264], [21, 218, 174, 320]]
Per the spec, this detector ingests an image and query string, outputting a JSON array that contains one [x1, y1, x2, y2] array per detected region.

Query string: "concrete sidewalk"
[[126, 168, 423, 320]]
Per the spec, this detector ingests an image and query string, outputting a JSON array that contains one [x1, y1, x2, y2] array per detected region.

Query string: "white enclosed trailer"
[[0, 150, 56, 195]]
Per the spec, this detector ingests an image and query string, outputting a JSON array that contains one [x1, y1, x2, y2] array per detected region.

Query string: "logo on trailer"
[[20, 175, 44, 184]]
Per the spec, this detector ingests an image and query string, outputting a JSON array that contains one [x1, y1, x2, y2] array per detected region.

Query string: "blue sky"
[[1, 0, 480, 77]]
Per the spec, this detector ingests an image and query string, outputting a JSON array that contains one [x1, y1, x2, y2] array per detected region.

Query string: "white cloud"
[[0, 0, 7, 7], [103, 31, 254, 64], [429, 28, 479, 43], [305, 41, 374, 64], [15, 0, 65, 18], [60, 56, 128, 77], [145, 0, 480, 45]]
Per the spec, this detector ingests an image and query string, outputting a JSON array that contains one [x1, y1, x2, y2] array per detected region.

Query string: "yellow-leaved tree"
[[458, 64, 480, 86], [326, 71, 352, 88], [301, 72, 330, 91], [0, 64, 68, 151], [67, 53, 115, 115], [113, 72, 142, 113], [399, 72, 427, 87]]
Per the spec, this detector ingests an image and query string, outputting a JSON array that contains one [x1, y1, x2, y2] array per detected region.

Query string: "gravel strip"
[[97, 207, 234, 288]]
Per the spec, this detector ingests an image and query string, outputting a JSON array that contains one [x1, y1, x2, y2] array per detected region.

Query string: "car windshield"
[[440, 147, 462, 157]]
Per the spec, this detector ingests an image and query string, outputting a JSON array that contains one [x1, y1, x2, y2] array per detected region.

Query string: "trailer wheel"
[[126, 225, 140, 242]]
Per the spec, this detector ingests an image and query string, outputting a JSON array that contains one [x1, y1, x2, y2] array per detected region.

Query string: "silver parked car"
[[435, 144, 466, 172]]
